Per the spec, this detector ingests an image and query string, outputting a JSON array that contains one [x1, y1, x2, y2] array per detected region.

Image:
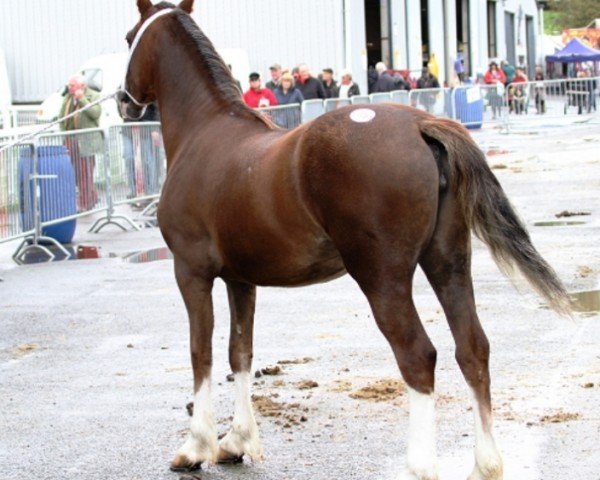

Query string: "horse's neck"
[[152, 31, 258, 163]]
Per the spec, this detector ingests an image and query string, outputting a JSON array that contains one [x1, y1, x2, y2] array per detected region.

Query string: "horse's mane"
[[156, 2, 273, 127]]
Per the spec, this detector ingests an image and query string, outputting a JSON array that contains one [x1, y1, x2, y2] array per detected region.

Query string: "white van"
[[37, 53, 127, 128], [0, 48, 13, 129], [38, 48, 250, 128]]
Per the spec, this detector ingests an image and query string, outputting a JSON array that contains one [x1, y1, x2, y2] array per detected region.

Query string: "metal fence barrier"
[[502, 77, 599, 118], [1, 78, 599, 263], [390, 90, 410, 105], [324, 98, 351, 112], [369, 92, 392, 104], [1, 106, 42, 130], [257, 104, 301, 129], [0, 142, 35, 244], [301, 99, 325, 123], [351, 95, 370, 105], [408, 88, 451, 117]]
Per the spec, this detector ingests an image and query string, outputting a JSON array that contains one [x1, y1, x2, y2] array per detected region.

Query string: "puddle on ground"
[[122, 247, 173, 263], [534, 220, 586, 227], [570, 290, 600, 313], [16, 245, 172, 265], [18, 244, 78, 264]]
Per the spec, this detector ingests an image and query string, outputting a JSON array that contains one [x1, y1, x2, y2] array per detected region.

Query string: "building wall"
[[0, 0, 352, 103], [0, 0, 540, 103], [0, 0, 140, 103], [193, 0, 347, 86], [500, 0, 540, 73]]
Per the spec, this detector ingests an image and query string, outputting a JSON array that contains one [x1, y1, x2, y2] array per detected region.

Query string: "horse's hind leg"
[[339, 244, 439, 480], [217, 280, 263, 463], [170, 259, 218, 471], [420, 198, 503, 480]]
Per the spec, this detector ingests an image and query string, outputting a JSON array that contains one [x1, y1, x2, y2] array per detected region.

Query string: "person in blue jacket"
[[274, 72, 304, 105]]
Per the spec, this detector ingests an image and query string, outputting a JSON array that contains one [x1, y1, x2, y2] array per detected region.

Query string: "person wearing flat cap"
[[243, 72, 278, 108], [266, 63, 282, 91]]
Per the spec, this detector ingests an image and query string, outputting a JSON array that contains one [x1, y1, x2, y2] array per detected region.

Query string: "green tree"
[[548, 0, 598, 30]]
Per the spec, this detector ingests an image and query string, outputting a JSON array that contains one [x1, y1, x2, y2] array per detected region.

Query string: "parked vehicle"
[[0, 47, 13, 129], [37, 53, 127, 128]]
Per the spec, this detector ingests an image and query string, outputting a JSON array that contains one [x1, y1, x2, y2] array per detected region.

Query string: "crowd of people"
[[480, 59, 598, 116], [240, 61, 443, 112], [240, 63, 365, 108]]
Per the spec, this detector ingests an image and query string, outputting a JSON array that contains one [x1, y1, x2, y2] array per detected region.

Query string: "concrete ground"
[[1, 117, 599, 480]]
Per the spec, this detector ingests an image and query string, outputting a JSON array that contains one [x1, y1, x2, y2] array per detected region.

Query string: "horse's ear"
[[178, 0, 194, 13], [137, 0, 153, 15]]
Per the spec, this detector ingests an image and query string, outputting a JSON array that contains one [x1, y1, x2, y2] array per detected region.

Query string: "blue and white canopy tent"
[[546, 38, 600, 63]]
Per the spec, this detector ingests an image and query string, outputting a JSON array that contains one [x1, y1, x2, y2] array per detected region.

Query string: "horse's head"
[[120, 0, 194, 119]]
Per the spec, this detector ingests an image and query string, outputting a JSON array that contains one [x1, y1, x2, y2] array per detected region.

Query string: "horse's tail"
[[419, 117, 571, 315]]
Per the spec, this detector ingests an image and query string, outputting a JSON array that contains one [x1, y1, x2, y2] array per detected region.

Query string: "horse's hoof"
[[216, 446, 244, 464], [170, 454, 202, 472]]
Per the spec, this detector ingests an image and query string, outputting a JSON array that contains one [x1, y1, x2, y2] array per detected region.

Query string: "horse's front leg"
[[217, 280, 263, 463], [170, 260, 218, 471]]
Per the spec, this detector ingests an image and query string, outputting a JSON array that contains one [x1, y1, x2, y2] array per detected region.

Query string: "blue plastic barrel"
[[453, 87, 484, 129], [19, 145, 77, 243]]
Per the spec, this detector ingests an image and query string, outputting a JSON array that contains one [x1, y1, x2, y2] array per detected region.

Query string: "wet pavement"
[[1, 120, 599, 480]]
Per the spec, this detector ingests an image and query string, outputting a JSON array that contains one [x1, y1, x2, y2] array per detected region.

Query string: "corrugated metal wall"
[[0, 0, 139, 102], [194, 0, 345, 81], [1, 0, 345, 103]]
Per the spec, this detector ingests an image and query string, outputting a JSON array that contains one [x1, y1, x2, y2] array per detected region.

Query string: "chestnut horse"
[[122, 1, 570, 479]]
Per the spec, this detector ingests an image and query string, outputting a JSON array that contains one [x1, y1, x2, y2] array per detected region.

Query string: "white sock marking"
[[403, 387, 438, 479], [177, 376, 218, 464], [220, 371, 263, 461], [470, 389, 503, 479]]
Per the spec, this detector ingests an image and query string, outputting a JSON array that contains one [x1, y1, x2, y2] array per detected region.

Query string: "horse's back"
[[293, 104, 441, 251]]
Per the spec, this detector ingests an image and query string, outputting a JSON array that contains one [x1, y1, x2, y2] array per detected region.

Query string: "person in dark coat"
[[295, 63, 326, 100], [372, 62, 397, 93], [415, 67, 441, 113], [367, 66, 378, 93], [320, 68, 338, 98]]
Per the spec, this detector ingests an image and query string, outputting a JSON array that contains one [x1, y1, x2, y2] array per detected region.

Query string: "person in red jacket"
[[483, 61, 506, 85], [243, 72, 278, 108], [483, 62, 506, 119]]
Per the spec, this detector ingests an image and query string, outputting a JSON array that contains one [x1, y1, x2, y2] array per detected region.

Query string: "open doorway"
[[456, 0, 470, 75], [420, 0, 430, 66], [364, 0, 391, 68]]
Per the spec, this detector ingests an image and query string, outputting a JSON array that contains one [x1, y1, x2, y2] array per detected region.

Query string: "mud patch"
[[252, 395, 308, 427], [576, 266, 593, 278], [278, 357, 314, 365], [540, 411, 581, 424], [349, 379, 406, 402], [555, 210, 591, 218], [330, 380, 353, 393], [261, 365, 283, 376], [12, 343, 39, 358], [296, 380, 319, 390]]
